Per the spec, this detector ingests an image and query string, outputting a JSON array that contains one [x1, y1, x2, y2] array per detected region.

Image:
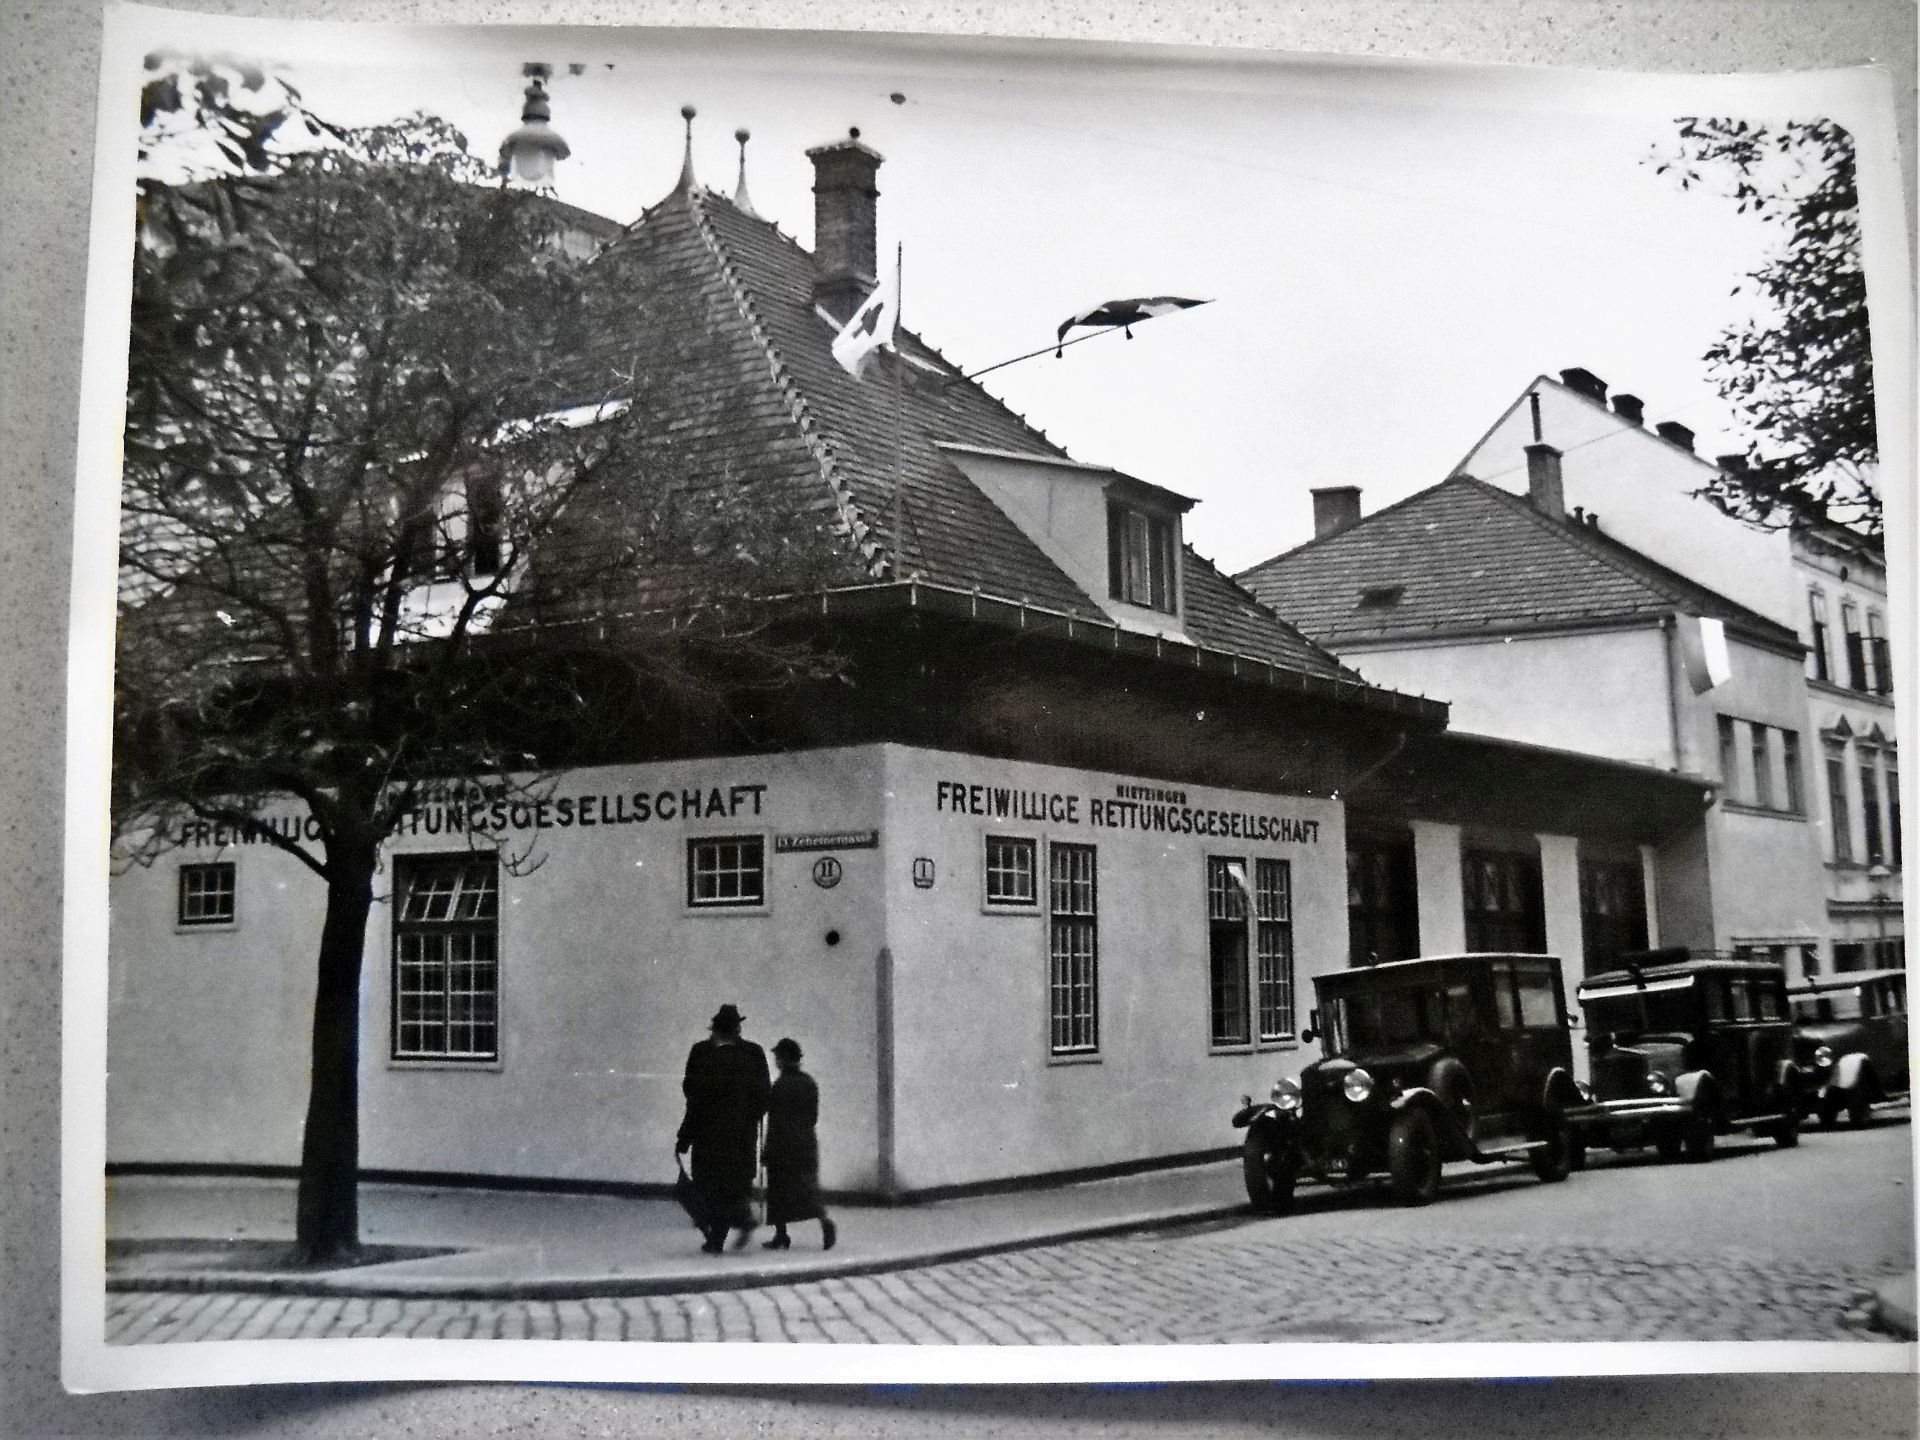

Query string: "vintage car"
[[1232, 953, 1583, 1213], [1568, 949, 1803, 1161], [1789, 967, 1910, 1127]]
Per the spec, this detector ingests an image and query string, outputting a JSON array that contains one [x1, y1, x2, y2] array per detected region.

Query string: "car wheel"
[[1655, 1127, 1685, 1163], [1847, 1093, 1873, 1128], [1818, 1095, 1841, 1129], [1529, 1118, 1573, 1183], [1772, 1109, 1800, 1148], [1387, 1108, 1441, 1207], [1242, 1129, 1298, 1216], [1568, 1135, 1589, 1172], [1682, 1114, 1715, 1162]]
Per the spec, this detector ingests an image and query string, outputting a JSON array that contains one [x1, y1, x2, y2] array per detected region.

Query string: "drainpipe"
[[1660, 614, 1685, 772]]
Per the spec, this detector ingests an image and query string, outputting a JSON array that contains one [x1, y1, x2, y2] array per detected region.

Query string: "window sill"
[[981, 903, 1041, 917], [1047, 1051, 1102, 1067], [1808, 677, 1895, 706], [388, 1057, 504, 1073], [174, 921, 239, 935], [1718, 800, 1808, 822], [684, 905, 772, 919]]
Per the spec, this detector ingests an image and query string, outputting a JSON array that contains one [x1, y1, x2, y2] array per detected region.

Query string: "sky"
[[148, 25, 1840, 575]]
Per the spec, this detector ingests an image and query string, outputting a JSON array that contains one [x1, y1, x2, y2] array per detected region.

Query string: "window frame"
[[1859, 750, 1885, 866], [1808, 588, 1831, 683], [1105, 499, 1179, 614], [1782, 729, 1805, 814], [390, 852, 501, 1066], [1046, 841, 1100, 1060], [1749, 722, 1774, 809], [685, 833, 769, 912], [982, 833, 1040, 913], [176, 860, 237, 930], [1826, 740, 1854, 863]]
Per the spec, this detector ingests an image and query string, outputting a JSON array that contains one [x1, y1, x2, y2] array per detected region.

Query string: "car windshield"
[[1580, 978, 1699, 1038], [1326, 985, 1436, 1053], [1793, 989, 1861, 1022]]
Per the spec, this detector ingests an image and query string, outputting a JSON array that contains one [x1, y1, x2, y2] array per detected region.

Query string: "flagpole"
[[891, 242, 906, 581]]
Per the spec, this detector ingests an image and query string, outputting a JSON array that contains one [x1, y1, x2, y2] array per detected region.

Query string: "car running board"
[[1472, 1139, 1549, 1161]]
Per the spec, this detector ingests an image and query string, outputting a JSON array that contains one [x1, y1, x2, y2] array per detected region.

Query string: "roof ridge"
[[1236, 473, 1480, 580], [1458, 476, 1794, 638], [682, 187, 888, 578]]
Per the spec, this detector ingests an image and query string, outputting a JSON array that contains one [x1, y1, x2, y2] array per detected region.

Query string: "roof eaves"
[[682, 187, 888, 579]]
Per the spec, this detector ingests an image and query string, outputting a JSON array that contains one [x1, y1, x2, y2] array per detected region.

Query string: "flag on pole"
[[1055, 296, 1208, 355], [831, 272, 900, 379], [1676, 613, 1735, 694]]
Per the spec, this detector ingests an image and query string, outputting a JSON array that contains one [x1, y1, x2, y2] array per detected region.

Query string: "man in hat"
[[676, 1003, 771, 1253]]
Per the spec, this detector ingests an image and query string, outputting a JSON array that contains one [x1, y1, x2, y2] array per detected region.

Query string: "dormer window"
[[1107, 500, 1178, 613], [401, 471, 506, 583]]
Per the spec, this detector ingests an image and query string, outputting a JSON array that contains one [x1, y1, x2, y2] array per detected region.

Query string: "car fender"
[[1675, 1070, 1719, 1118], [1240, 1107, 1298, 1145], [1539, 1067, 1583, 1114], [1830, 1051, 1875, 1096]]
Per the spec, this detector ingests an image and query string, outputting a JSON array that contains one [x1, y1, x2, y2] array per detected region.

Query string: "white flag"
[[830, 274, 899, 379]]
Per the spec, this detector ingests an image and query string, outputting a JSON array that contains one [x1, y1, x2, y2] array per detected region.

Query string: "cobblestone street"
[[107, 1222, 1906, 1346]]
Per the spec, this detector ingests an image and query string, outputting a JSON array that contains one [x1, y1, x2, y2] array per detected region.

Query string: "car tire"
[[1387, 1108, 1441, 1207], [1818, 1095, 1841, 1129], [1655, 1127, 1685, 1163], [1847, 1093, 1873, 1129], [1772, 1109, 1800, 1148], [1682, 1114, 1715, 1162], [1242, 1129, 1298, 1216], [1529, 1118, 1573, 1183], [1568, 1135, 1589, 1172]]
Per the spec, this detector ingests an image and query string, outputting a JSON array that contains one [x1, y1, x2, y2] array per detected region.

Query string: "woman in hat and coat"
[[676, 1003, 770, 1254], [761, 1037, 837, 1251]]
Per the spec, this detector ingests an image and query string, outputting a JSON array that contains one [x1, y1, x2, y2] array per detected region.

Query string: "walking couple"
[[675, 1003, 838, 1255]]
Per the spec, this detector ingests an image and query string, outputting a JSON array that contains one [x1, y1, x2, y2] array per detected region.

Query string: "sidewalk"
[[105, 1160, 1250, 1300]]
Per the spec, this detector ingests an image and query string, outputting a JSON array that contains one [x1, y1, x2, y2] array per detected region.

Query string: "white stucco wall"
[[1465, 382, 1799, 629], [109, 747, 888, 1191], [1340, 626, 1676, 769], [878, 745, 1344, 1192]]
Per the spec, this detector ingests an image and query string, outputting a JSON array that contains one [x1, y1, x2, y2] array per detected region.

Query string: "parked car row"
[[1231, 948, 1909, 1214]]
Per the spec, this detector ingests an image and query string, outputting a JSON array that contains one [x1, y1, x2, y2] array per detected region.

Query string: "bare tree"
[[120, 59, 843, 1261]]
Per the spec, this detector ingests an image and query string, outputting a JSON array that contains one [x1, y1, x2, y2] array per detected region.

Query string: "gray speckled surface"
[[4, 2, 1914, 1434]]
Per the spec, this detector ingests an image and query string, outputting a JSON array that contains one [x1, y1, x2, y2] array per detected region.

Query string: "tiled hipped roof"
[[554, 178, 1359, 686], [1236, 476, 1802, 652]]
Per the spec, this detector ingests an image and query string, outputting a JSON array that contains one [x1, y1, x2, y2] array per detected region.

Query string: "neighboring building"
[[1238, 454, 1825, 979], [1452, 369, 1902, 977], [108, 133, 1709, 1198]]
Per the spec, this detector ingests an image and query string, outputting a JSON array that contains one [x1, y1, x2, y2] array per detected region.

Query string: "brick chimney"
[[1611, 393, 1645, 426], [807, 129, 883, 323], [1526, 442, 1565, 517], [1311, 486, 1362, 539], [1559, 367, 1608, 404], [1656, 421, 1695, 452]]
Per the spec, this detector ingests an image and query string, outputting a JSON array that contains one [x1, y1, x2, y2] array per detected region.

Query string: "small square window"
[[687, 835, 766, 909], [984, 835, 1038, 909], [178, 862, 236, 927]]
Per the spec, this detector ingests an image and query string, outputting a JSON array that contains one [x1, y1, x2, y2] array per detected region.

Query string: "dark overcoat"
[[763, 1068, 825, 1225], [677, 1036, 770, 1230]]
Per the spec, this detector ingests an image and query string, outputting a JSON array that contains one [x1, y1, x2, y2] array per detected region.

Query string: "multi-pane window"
[[1783, 730, 1804, 813], [1750, 725, 1774, 809], [1106, 502, 1177, 613], [1254, 859, 1295, 1042], [1889, 757, 1902, 870], [984, 835, 1038, 909], [1717, 715, 1740, 794], [393, 855, 499, 1061], [1827, 741, 1853, 863], [1207, 856, 1296, 1046], [1842, 602, 1868, 691], [1579, 857, 1649, 975], [1048, 843, 1098, 1055], [1347, 840, 1418, 967], [1868, 612, 1893, 695], [1860, 753, 1885, 866], [687, 835, 766, 908], [401, 473, 508, 582], [1462, 849, 1545, 953], [1808, 590, 1831, 682], [177, 861, 236, 927]]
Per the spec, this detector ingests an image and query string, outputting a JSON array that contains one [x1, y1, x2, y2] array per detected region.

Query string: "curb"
[[106, 1199, 1250, 1301], [1865, 1273, 1917, 1342]]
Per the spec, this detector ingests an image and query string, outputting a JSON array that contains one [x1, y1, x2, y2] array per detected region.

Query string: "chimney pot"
[[1656, 421, 1695, 452], [1559, 367, 1608, 403], [807, 132, 884, 323], [1311, 486, 1362, 539], [1611, 393, 1645, 425], [1526, 442, 1565, 517]]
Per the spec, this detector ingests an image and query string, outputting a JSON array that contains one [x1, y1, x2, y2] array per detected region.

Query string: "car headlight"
[[1646, 1070, 1671, 1096], [1813, 1046, 1834, 1069], [1342, 1068, 1375, 1103], [1270, 1078, 1302, 1112]]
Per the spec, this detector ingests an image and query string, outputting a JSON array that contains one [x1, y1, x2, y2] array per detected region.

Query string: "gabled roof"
[[1235, 475, 1802, 652], [551, 176, 1379, 691]]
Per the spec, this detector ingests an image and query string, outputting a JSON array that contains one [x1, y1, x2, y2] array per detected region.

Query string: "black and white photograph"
[[60, 2, 1914, 1391]]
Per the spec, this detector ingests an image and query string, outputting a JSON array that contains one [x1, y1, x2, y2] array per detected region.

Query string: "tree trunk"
[[294, 839, 377, 1263]]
